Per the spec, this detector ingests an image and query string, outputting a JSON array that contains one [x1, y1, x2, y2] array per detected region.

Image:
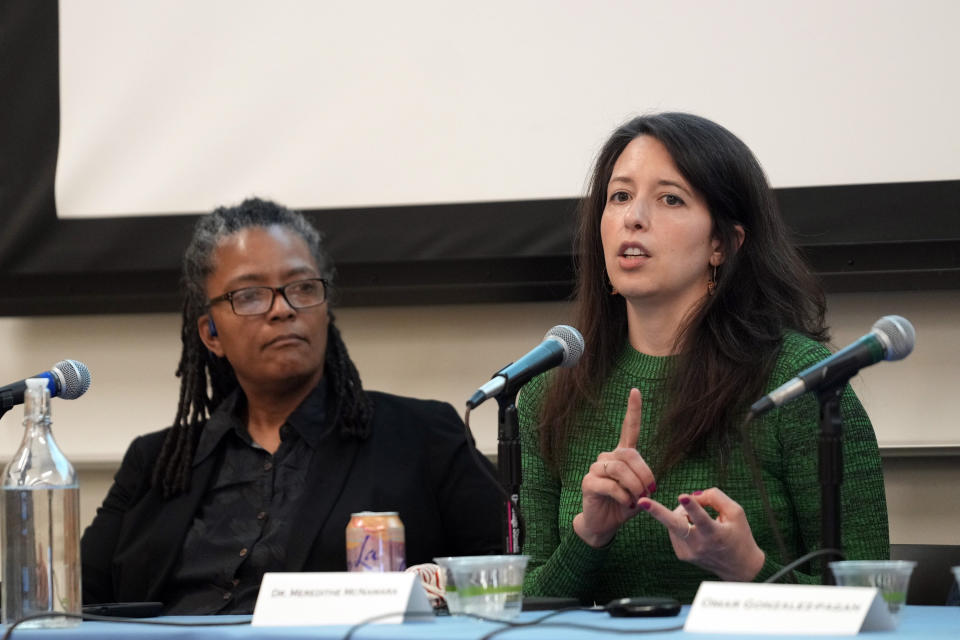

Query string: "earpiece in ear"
[[208, 318, 218, 337]]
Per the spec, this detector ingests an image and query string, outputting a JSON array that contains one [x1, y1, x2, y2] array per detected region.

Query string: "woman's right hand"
[[573, 387, 656, 547]]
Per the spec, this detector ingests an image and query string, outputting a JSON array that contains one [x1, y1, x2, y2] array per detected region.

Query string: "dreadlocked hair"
[[323, 319, 373, 440], [152, 198, 373, 498]]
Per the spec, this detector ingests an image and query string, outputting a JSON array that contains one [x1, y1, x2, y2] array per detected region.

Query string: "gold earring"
[[707, 264, 717, 296]]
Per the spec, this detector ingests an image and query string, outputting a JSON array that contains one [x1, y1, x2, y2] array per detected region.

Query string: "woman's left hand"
[[638, 488, 765, 582]]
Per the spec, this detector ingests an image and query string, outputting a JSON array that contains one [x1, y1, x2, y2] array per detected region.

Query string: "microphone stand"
[[496, 390, 522, 555], [817, 384, 845, 585]]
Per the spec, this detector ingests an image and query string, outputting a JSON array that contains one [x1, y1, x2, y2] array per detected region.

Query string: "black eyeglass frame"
[[207, 278, 328, 316]]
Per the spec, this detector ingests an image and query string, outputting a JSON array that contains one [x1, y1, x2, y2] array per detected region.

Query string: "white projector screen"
[[0, 0, 956, 456], [56, 0, 960, 218]]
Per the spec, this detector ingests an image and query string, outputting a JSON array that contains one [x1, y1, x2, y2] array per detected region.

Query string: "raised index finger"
[[617, 387, 643, 450]]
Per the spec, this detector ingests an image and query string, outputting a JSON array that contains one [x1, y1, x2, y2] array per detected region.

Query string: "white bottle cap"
[[24, 377, 51, 419], [25, 378, 48, 394]]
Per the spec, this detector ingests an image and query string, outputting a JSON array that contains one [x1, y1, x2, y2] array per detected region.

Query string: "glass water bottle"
[[1, 378, 82, 627]]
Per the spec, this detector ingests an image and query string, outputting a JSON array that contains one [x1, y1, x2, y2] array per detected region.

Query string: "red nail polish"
[[638, 500, 651, 511], [693, 490, 703, 496], [648, 482, 657, 493], [679, 496, 691, 506]]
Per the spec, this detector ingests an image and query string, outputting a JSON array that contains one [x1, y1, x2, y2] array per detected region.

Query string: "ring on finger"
[[680, 521, 694, 540]]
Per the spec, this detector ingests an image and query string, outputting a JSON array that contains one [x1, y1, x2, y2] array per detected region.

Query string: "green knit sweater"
[[518, 332, 889, 604]]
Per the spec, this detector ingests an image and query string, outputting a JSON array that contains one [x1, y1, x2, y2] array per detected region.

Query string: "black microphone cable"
[[340, 606, 684, 640], [1, 612, 251, 640], [474, 609, 685, 640]]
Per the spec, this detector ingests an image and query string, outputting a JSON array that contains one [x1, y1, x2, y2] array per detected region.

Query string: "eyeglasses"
[[208, 278, 327, 316]]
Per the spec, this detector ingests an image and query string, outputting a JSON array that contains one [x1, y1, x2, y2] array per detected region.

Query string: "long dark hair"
[[153, 198, 372, 497], [538, 113, 827, 472]]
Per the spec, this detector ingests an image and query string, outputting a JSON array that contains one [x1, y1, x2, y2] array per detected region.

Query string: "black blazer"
[[81, 391, 503, 605]]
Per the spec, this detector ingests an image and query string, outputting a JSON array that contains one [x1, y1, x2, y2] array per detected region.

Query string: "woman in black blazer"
[[81, 198, 502, 613]]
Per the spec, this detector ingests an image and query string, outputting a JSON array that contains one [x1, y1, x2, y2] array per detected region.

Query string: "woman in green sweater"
[[518, 112, 888, 604]]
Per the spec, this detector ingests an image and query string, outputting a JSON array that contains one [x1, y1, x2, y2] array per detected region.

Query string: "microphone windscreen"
[[544, 325, 585, 368], [52, 359, 92, 400], [873, 316, 915, 361]]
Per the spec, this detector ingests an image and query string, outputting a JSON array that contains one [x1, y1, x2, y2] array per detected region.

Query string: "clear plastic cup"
[[433, 555, 529, 620], [829, 560, 916, 618], [432, 557, 460, 613]]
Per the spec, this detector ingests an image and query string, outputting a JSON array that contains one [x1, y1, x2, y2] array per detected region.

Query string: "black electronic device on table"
[[605, 596, 681, 617], [82, 602, 164, 618]]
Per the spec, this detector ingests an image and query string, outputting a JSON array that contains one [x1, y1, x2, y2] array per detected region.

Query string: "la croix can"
[[346, 511, 406, 572]]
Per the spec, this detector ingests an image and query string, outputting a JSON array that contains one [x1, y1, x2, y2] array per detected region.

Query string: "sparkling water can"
[[346, 511, 406, 571]]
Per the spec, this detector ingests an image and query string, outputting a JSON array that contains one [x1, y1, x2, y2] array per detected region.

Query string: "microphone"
[[467, 325, 584, 409], [749, 316, 914, 417], [0, 360, 92, 408]]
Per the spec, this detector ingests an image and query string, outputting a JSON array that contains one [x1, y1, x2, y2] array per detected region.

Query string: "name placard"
[[684, 582, 896, 635], [252, 572, 434, 627]]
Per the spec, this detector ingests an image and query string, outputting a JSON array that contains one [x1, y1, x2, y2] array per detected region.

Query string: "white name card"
[[252, 572, 434, 627], [684, 581, 896, 635]]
